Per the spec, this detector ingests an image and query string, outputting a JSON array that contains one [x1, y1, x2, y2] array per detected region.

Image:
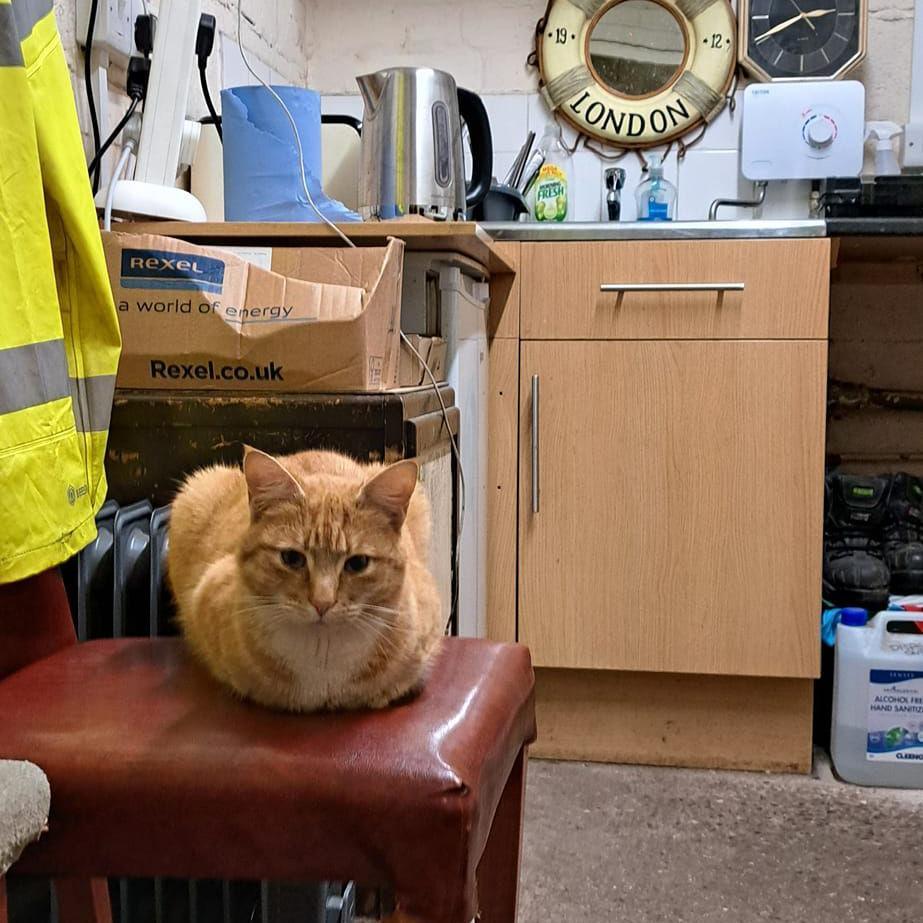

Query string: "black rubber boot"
[[883, 472, 923, 595], [823, 473, 891, 612]]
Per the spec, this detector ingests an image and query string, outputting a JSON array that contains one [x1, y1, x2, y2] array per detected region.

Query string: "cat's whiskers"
[[235, 602, 302, 619], [353, 603, 401, 615], [351, 609, 416, 635], [347, 618, 414, 657]]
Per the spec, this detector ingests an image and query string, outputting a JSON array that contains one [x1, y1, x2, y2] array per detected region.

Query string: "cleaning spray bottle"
[[530, 123, 572, 222], [635, 153, 676, 221], [865, 122, 903, 176]]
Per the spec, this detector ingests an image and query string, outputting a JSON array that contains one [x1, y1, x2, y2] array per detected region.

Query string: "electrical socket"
[[76, 0, 133, 61]]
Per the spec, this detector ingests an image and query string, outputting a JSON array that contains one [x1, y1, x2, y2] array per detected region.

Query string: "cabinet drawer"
[[520, 239, 830, 340], [519, 339, 826, 678]]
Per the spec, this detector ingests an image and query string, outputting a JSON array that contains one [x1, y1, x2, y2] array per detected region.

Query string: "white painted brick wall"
[[308, 0, 916, 220], [304, 0, 543, 94], [305, 0, 912, 123]]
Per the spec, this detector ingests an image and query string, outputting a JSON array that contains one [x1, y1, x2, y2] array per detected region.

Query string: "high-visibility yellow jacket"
[[0, 0, 121, 583]]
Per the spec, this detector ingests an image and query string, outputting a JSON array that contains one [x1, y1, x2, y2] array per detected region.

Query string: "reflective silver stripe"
[[12, 0, 51, 42], [0, 5, 24, 67], [0, 339, 113, 433], [69, 374, 116, 434], [0, 339, 69, 415]]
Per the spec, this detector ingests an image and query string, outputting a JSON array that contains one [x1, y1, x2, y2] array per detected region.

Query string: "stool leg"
[[476, 748, 527, 923], [54, 878, 113, 923]]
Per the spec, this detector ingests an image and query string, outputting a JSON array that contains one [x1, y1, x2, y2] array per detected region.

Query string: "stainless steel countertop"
[[480, 219, 827, 240]]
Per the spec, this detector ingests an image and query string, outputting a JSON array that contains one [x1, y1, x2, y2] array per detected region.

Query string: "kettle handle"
[[457, 88, 493, 211]]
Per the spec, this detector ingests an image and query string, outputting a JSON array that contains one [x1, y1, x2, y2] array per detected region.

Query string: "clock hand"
[[796, 7, 836, 33], [788, 0, 816, 31], [754, 8, 836, 44], [754, 12, 805, 43]]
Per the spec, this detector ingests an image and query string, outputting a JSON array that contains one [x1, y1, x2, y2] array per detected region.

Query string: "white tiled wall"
[[322, 88, 812, 222]]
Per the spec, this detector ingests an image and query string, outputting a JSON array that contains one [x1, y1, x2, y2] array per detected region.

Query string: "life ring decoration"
[[537, 0, 737, 148]]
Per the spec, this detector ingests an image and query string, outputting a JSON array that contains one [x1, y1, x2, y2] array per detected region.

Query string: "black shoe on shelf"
[[883, 472, 923, 595], [823, 473, 891, 612]]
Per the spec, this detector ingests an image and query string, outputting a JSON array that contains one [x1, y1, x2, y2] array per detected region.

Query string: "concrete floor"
[[518, 756, 923, 923]]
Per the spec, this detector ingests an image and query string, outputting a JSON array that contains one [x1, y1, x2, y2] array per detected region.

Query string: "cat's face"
[[237, 450, 417, 634]]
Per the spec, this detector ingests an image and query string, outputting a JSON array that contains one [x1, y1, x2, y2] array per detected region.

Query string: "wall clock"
[[536, 0, 737, 149], [738, 0, 868, 81]]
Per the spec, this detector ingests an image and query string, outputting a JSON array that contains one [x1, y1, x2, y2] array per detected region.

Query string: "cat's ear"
[[243, 446, 303, 515], [359, 460, 418, 529]]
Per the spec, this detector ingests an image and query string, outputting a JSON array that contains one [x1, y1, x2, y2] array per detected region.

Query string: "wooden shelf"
[[115, 219, 515, 274]]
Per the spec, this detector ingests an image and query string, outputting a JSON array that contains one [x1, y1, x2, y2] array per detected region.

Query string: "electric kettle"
[[356, 67, 493, 221]]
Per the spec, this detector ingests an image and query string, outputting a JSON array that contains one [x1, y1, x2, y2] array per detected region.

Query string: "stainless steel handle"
[[531, 374, 540, 514], [600, 282, 745, 293]]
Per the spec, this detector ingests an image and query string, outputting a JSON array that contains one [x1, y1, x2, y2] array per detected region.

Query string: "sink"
[[479, 219, 826, 241]]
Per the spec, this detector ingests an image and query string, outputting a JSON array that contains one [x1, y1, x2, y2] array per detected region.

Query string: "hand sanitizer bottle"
[[635, 153, 676, 221]]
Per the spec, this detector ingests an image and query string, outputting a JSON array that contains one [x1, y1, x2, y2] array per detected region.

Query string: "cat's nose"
[[312, 600, 333, 619]]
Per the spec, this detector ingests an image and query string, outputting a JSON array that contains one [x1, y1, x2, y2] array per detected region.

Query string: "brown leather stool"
[[0, 570, 536, 923]]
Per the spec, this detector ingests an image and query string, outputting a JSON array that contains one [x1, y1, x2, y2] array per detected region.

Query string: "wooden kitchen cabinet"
[[487, 236, 831, 771], [520, 238, 830, 340], [518, 338, 826, 677]]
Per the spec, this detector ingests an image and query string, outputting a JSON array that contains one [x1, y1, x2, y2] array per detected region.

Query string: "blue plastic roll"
[[221, 85, 359, 223]]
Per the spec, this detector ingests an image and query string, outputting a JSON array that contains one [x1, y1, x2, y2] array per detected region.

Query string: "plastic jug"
[[831, 609, 923, 787]]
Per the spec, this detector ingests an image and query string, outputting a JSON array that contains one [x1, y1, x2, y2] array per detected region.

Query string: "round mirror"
[[536, 0, 736, 148], [589, 0, 687, 98]]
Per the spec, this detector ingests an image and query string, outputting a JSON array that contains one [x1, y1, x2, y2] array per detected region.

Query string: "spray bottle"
[[635, 153, 677, 221], [865, 122, 903, 176]]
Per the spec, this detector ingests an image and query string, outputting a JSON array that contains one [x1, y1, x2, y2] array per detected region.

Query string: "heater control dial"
[[803, 113, 837, 150]]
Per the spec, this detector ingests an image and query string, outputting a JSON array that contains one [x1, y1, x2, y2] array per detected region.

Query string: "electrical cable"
[[400, 330, 466, 629], [199, 66, 223, 141], [236, 0, 468, 631], [235, 0, 354, 247], [84, 0, 101, 193], [196, 14, 222, 141], [86, 97, 140, 180], [104, 139, 135, 230]]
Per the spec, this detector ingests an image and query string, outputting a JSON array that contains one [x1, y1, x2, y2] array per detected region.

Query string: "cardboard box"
[[399, 336, 448, 387], [102, 232, 404, 391]]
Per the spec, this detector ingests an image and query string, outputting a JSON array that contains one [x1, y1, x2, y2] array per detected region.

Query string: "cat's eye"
[[280, 548, 306, 569], [344, 554, 370, 574]]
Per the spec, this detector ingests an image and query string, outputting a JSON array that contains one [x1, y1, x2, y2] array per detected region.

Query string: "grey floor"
[[518, 755, 923, 923]]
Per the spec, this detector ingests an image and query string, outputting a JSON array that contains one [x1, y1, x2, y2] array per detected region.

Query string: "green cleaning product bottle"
[[531, 124, 571, 222]]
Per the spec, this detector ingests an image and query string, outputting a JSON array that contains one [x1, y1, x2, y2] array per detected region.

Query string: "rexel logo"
[[120, 249, 226, 294]]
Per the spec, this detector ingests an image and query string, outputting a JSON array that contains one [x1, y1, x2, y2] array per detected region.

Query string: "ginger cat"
[[167, 448, 443, 711]]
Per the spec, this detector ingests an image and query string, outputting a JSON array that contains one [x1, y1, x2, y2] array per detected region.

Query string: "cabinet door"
[[519, 340, 825, 678]]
